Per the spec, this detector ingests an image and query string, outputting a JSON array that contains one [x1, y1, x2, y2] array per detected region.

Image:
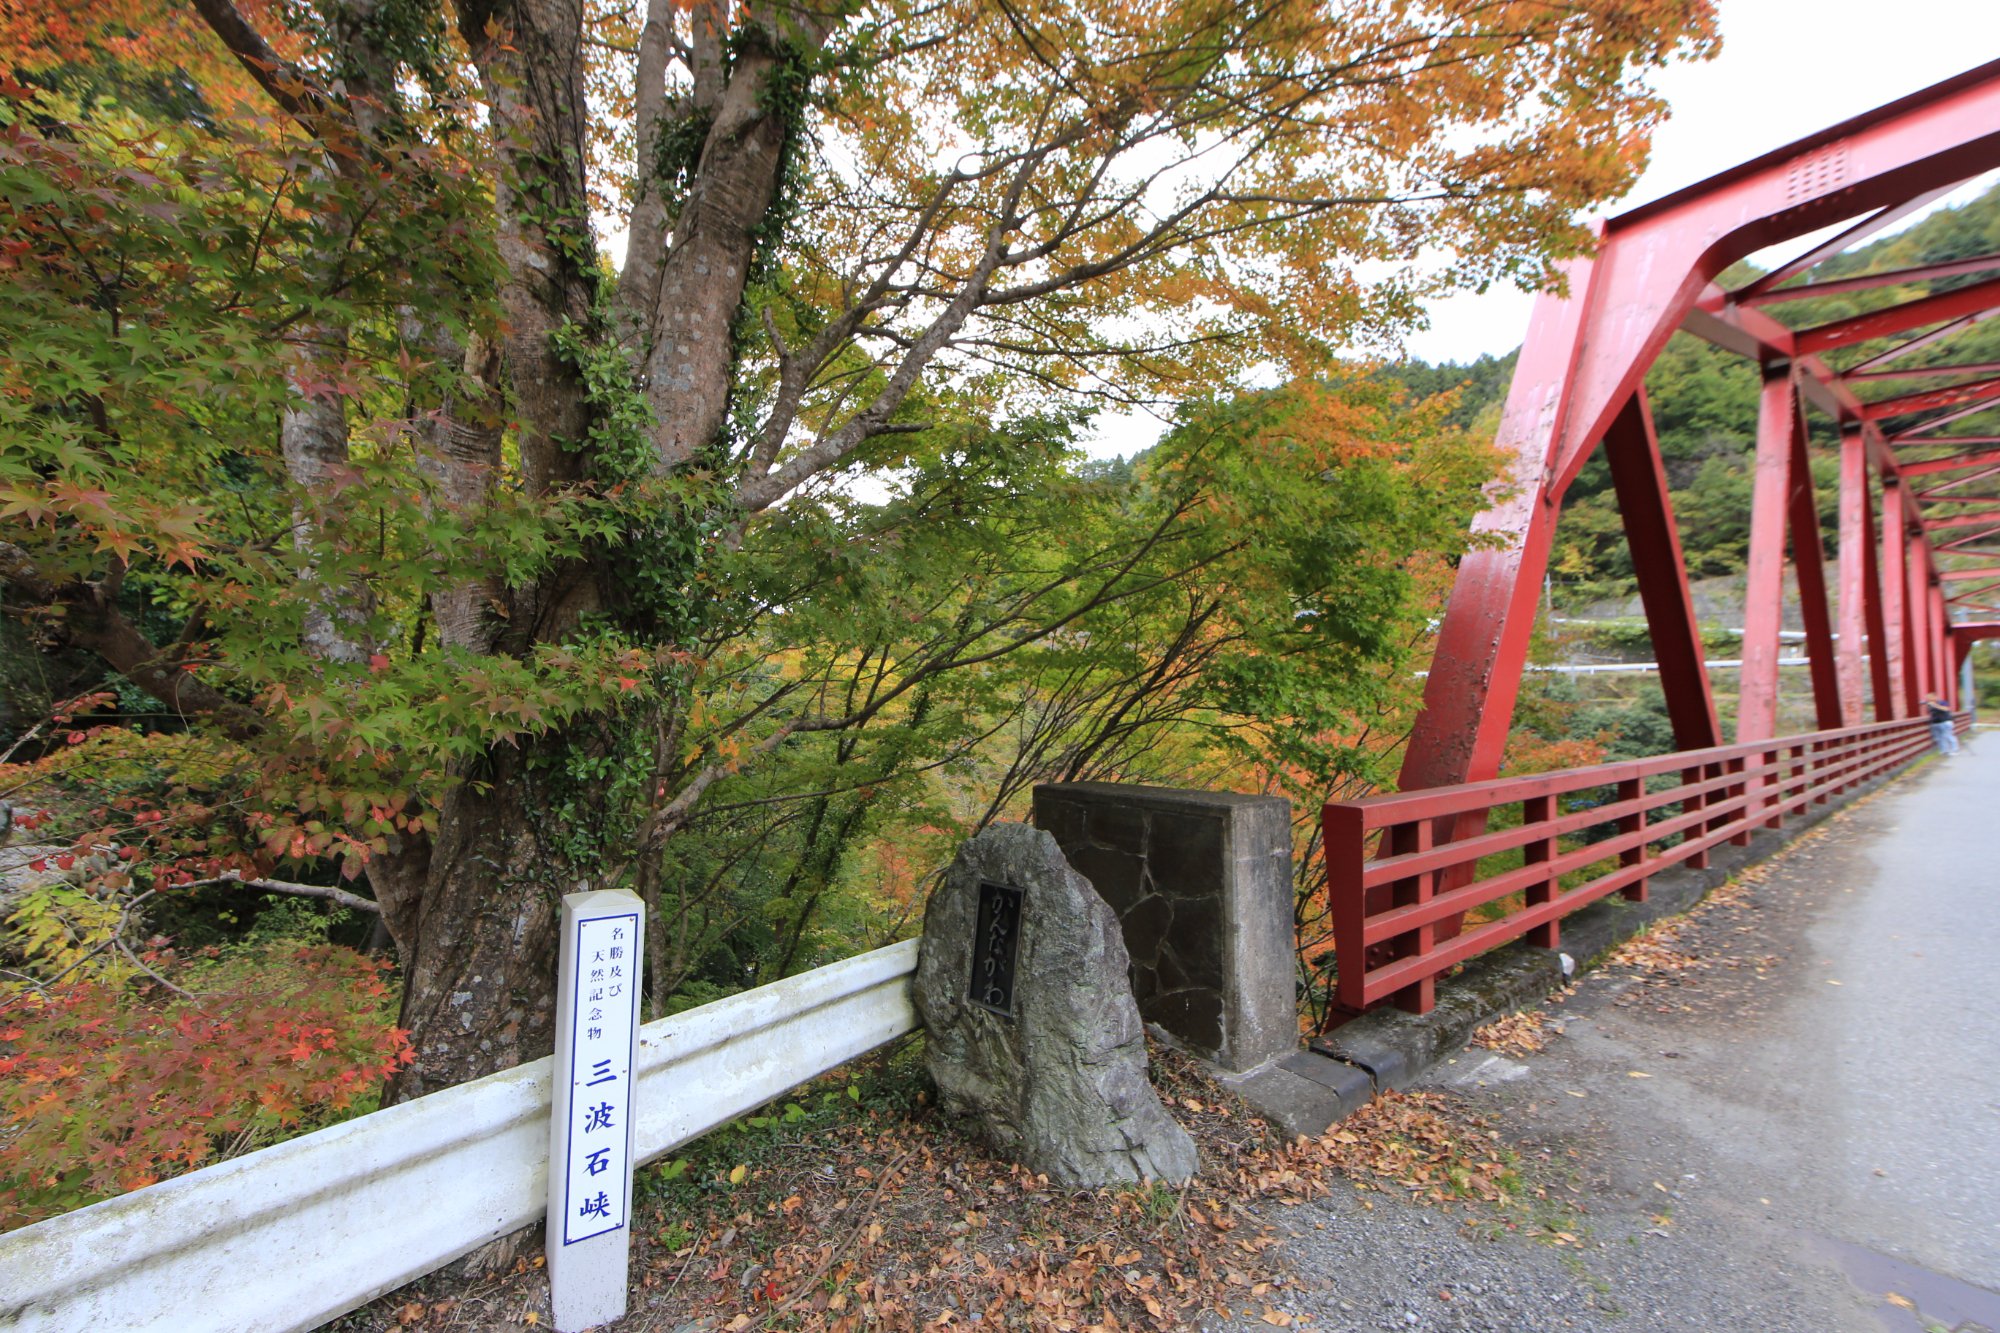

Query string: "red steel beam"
[[1882, 481, 1915, 715], [1908, 539, 1935, 700], [1398, 283, 1578, 794], [1684, 300, 1851, 426], [1901, 444, 2000, 476], [1845, 360, 2000, 381], [1739, 368, 1797, 744], [1953, 620, 2000, 647], [1681, 298, 1934, 494], [1401, 59, 2000, 801], [1860, 478, 1897, 720], [1732, 186, 1959, 302], [1924, 552, 1942, 700], [1896, 394, 2000, 440], [1920, 502, 2000, 518], [1859, 375, 2000, 421], [1604, 389, 1722, 747], [1939, 527, 2000, 552], [1916, 466, 2000, 497], [1836, 429, 1869, 724], [1919, 509, 2000, 530], [1933, 583, 1953, 705], [1946, 578, 2000, 604], [1941, 564, 2000, 580], [1845, 310, 2000, 375], [1890, 392, 2000, 438], [1747, 252, 2000, 306], [1793, 276, 2000, 357], [1789, 404, 1846, 731]]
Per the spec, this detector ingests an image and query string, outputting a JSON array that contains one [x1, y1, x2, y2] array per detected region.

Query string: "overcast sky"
[[1407, 0, 1995, 364], [1085, 0, 1996, 458]]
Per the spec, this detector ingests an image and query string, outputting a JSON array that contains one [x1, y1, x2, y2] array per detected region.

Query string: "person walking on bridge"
[[1924, 697, 1960, 755]]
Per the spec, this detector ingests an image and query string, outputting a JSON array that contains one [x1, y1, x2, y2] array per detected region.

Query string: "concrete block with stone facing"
[[1032, 782, 1295, 1075]]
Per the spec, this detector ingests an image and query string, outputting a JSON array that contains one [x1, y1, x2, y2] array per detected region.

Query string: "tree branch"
[[0, 543, 265, 741], [183, 874, 383, 914], [186, 0, 338, 128]]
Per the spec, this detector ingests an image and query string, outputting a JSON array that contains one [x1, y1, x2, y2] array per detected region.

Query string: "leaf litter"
[[338, 802, 1892, 1333], [336, 1047, 1528, 1333], [1468, 1008, 1548, 1057]]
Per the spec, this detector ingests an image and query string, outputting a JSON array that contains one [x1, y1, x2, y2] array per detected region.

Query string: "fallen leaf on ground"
[[1470, 1009, 1548, 1056]]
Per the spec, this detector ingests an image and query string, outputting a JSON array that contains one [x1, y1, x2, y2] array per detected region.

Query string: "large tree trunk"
[[379, 0, 808, 1102], [279, 353, 373, 664], [388, 739, 569, 1101], [637, 26, 795, 467], [378, 0, 608, 1103]]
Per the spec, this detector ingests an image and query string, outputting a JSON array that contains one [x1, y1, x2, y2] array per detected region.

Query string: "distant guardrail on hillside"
[[0, 940, 921, 1333]]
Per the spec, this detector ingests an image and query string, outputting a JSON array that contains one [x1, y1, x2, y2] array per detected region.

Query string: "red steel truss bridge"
[[1322, 59, 2000, 1020]]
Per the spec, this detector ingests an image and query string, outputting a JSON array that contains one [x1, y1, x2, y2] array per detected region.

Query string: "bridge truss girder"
[[1403, 59, 2000, 801]]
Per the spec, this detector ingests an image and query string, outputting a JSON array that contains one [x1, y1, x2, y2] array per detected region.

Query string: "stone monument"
[[915, 823, 1197, 1188]]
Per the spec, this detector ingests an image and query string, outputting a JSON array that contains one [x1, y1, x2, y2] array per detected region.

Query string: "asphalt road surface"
[[1225, 727, 2000, 1333]]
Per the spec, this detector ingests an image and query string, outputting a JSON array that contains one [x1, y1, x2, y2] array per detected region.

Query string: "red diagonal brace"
[[1751, 252, 2000, 306], [1796, 276, 2000, 356], [1605, 389, 1722, 748], [1892, 391, 2000, 438], [1733, 185, 1960, 302], [1788, 401, 1845, 731], [1860, 375, 2000, 420], [1921, 509, 2000, 530], [1916, 465, 2000, 497], [1846, 311, 2000, 374], [1946, 578, 2000, 604], [1847, 360, 2000, 382]]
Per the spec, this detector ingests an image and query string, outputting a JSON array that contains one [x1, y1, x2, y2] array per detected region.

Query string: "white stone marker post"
[[547, 888, 645, 1332]]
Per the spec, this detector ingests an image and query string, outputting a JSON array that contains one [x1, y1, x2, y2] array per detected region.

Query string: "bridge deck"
[[1790, 726, 2000, 1289], [1247, 728, 2000, 1331]]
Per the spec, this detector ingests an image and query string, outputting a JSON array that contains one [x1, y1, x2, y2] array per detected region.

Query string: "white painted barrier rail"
[[0, 939, 921, 1333]]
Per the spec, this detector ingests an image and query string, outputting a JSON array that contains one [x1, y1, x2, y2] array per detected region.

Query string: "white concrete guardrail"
[[0, 939, 921, 1333]]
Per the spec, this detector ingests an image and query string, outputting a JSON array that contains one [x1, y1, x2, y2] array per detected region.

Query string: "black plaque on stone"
[[968, 880, 1024, 1017]]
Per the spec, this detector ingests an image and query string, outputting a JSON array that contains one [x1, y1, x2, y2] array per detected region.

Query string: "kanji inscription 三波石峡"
[[560, 908, 639, 1245]]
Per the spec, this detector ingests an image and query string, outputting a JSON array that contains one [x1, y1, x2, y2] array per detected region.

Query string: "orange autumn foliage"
[[0, 945, 412, 1228]]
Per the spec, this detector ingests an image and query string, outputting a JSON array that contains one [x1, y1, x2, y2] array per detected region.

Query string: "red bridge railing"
[[1321, 713, 1969, 1019]]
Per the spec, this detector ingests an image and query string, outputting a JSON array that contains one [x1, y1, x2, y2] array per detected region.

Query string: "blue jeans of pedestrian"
[[1930, 719, 1960, 754]]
